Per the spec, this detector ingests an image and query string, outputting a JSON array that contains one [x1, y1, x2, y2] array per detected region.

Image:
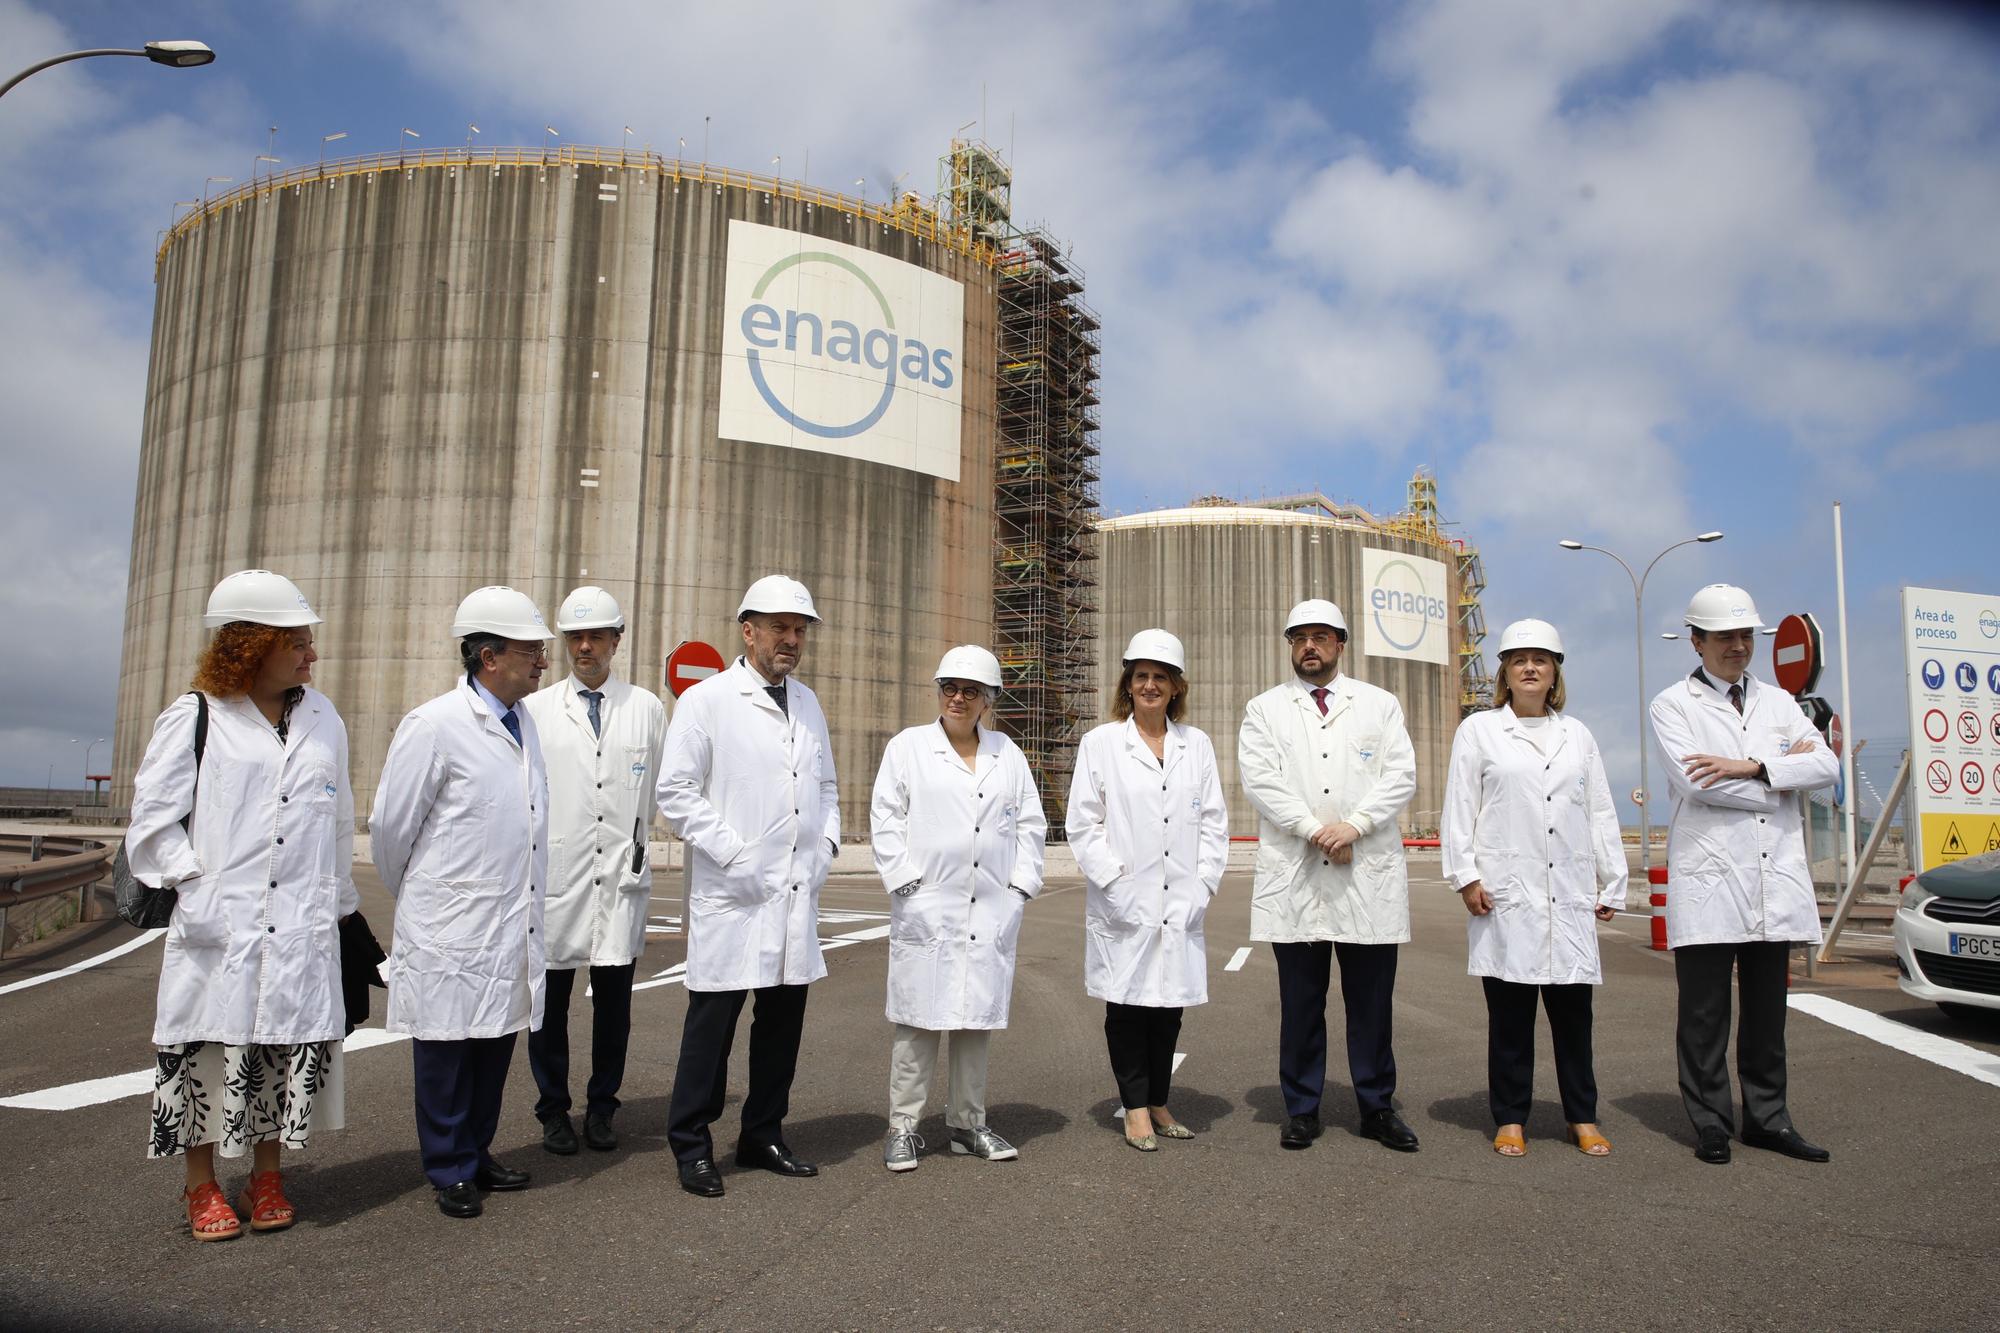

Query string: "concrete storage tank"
[[114, 147, 999, 832], [1093, 491, 1480, 836]]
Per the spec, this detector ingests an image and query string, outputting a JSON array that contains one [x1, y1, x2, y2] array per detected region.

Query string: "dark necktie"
[[580, 689, 603, 737], [501, 707, 522, 746], [1311, 686, 1329, 717], [1728, 683, 1744, 715], [766, 684, 788, 717]]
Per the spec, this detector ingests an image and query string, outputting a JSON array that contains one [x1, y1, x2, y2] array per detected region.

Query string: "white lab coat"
[[1239, 676, 1418, 944], [871, 722, 1047, 1030], [1441, 707, 1628, 984], [655, 659, 840, 992], [1066, 720, 1229, 1007], [1650, 671, 1837, 948], [523, 672, 667, 968], [129, 689, 358, 1047], [371, 679, 549, 1040]]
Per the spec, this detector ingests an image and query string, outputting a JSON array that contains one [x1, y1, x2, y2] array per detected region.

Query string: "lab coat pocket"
[[429, 877, 509, 953], [624, 744, 650, 792], [168, 881, 230, 950]]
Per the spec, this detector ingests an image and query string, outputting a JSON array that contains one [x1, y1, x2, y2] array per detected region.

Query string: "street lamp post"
[[1, 41, 214, 100], [1558, 531, 1725, 876]]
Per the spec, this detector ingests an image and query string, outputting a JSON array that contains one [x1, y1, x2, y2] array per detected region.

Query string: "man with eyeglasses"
[[373, 586, 553, 1219], [1238, 599, 1420, 1154], [656, 575, 840, 1198]]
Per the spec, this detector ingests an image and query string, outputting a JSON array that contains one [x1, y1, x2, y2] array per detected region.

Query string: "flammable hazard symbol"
[[1923, 813, 1973, 866]]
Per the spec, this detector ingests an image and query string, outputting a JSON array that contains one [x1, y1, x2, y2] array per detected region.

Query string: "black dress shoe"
[[1694, 1130, 1732, 1165], [1279, 1113, 1323, 1150], [542, 1112, 580, 1156], [436, 1181, 483, 1218], [583, 1113, 618, 1152], [1360, 1109, 1420, 1152], [475, 1160, 531, 1192], [1743, 1127, 1831, 1163], [735, 1142, 818, 1177], [679, 1158, 725, 1197]]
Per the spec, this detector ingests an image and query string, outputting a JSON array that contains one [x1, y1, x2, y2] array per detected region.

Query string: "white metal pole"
[[1833, 503, 1859, 882]]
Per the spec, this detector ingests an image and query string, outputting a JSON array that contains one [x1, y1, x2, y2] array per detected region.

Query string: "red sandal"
[[238, 1169, 296, 1232], [184, 1180, 242, 1242]]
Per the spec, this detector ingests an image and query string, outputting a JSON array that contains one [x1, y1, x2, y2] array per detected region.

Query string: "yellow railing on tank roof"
[[155, 145, 1001, 273]]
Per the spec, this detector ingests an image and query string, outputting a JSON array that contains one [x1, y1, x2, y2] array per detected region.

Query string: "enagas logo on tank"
[[718, 219, 965, 482], [1360, 547, 1451, 666]]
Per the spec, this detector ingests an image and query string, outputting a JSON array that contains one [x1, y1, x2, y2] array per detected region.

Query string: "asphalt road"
[[2, 854, 1997, 1332]]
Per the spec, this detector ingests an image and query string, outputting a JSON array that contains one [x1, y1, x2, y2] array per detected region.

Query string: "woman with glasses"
[[1442, 619, 1626, 1158], [128, 570, 356, 1240], [871, 646, 1047, 1172], [1067, 630, 1229, 1150]]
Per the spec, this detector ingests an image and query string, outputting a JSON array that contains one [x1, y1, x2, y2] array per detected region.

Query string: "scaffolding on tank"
[[941, 139, 1102, 831], [1387, 469, 1492, 713]]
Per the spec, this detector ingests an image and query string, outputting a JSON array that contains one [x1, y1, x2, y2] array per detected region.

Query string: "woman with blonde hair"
[[1067, 629, 1228, 1150], [1441, 619, 1626, 1157], [127, 570, 357, 1239]]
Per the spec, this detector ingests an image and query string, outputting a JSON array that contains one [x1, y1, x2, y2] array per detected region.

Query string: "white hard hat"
[[737, 574, 819, 622], [1496, 618, 1565, 661], [934, 645, 1003, 689], [1684, 583, 1763, 632], [556, 585, 624, 632], [1284, 598, 1348, 638], [203, 569, 322, 629], [451, 586, 550, 640], [1121, 629, 1186, 673]]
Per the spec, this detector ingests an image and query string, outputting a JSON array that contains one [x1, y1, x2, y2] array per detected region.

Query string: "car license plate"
[[1949, 933, 2000, 958]]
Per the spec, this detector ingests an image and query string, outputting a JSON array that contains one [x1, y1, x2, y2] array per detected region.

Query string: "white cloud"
[[1890, 420, 2000, 471], [1272, 155, 1494, 293]]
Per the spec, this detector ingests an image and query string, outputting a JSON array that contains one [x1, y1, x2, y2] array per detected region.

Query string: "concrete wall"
[[1093, 509, 1465, 835], [117, 158, 998, 833]]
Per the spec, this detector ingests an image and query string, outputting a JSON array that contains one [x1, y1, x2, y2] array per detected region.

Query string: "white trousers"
[[889, 1024, 991, 1132]]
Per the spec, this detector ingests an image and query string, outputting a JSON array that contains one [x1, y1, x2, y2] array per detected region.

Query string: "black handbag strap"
[[181, 691, 209, 833]]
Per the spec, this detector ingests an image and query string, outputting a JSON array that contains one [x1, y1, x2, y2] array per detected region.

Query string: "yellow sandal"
[[1493, 1126, 1527, 1157]]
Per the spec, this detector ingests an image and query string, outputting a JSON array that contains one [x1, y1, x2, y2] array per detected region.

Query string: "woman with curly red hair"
[[126, 570, 358, 1241]]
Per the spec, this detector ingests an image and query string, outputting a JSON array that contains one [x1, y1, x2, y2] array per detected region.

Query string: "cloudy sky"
[[2, 0, 1995, 821]]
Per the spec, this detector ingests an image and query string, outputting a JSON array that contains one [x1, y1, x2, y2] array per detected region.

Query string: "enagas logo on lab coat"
[[718, 219, 966, 482], [1360, 547, 1451, 666]]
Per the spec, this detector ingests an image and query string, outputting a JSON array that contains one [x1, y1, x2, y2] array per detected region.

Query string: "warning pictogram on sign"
[[1928, 760, 1953, 794], [1925, 709, 1949, 743], [1942, 823, 1968, 858], [1963, 763, 1986, 796], [1960, 712, 1982, 744], [1986, 822, 2000, 854]]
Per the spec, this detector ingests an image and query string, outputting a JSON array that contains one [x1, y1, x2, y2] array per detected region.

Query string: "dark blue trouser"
[[528, 963, 636, 1122], [412, 1032, 518, 1189], [1272, 941, 1399, 1117]]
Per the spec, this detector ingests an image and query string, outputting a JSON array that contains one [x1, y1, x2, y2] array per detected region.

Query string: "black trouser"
[[667, 984, 809, 1164], [1272, 940, 1399, 1117], [1104, 1002, 1183, 1109], [1674, 941, 1793, 1139], [1481, 977, 1598, 1126], [411, 1032, 518, 1190], [528, 962, 636, 1123]]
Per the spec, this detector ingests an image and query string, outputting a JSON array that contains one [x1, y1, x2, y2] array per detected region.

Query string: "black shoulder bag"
[[114, 692, 209, 929]]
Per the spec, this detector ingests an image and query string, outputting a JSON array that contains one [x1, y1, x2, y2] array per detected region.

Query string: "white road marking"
[[0, 1027, 410, 1112], [0, 928, 163, 998], [1789, 993, 2000, 1089], [632, 923, 891, 994], [1224, 947, 1252, 972]]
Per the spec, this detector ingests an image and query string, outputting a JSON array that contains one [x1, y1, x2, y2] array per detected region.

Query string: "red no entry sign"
[[1827, 714, 1843, 758], [1771, 613, 1823, 696], [666, 639, 726, 698]]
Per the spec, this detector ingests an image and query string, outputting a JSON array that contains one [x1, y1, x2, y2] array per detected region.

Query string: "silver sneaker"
[[884, 1128, 924, 1172], [949, 1125, 1019, 1161]]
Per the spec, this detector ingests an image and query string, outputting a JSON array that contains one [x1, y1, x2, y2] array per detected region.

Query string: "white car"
[[1894, 852, 2000, 1020]]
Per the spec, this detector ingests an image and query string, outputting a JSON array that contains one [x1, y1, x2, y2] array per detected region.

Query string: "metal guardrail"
[[0, 834, 115, 957], [157, 145, 1002, 273]]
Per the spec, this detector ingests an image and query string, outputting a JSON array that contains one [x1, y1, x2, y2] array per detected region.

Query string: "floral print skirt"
[[148, 1040, 345, 1159]]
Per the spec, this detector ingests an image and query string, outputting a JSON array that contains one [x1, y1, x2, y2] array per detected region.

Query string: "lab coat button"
[[280, 795, 288, 803], [267, 925, 275, 933], [269, 880, 277, 888], [275, 837, 284, 845]]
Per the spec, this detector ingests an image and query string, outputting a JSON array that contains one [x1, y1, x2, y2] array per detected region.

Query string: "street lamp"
[[1558, 530, 1725, 876], [0, 40, 215, 100]]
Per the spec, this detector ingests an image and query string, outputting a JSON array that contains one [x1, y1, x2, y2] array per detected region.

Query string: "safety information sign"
[[1903, 585, 2000, 869]]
